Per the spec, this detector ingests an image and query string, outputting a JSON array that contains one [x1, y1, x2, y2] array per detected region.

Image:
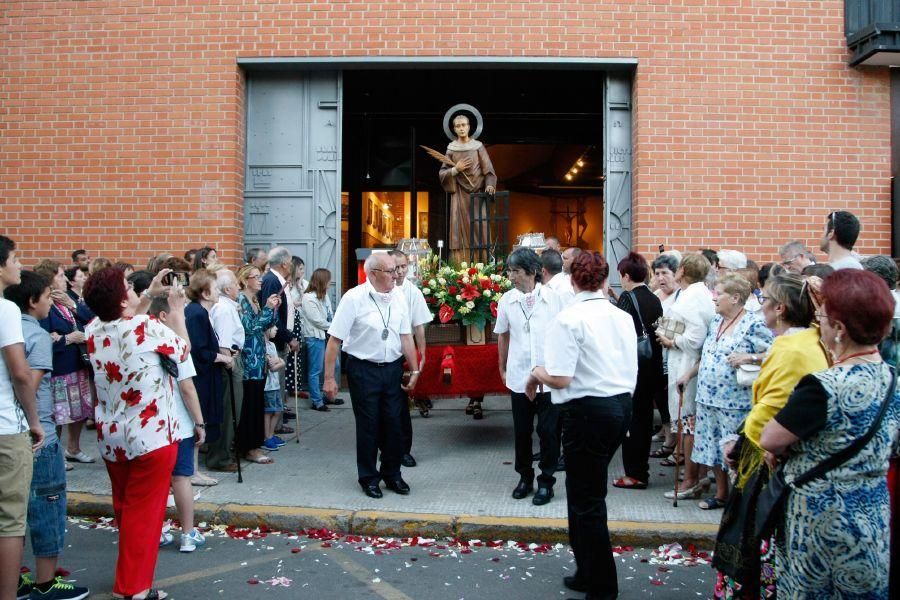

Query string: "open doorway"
[[341, 68, 605, 288]]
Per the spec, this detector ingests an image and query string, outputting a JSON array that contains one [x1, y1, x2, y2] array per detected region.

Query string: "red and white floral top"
[[85, 315, 190, 462]]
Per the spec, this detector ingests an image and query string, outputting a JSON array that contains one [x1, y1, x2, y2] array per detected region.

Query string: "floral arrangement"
[[416, 255, 512, 329]]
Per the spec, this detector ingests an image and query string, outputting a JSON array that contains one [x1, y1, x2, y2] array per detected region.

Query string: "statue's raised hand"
[[455, 157, 472, 171]]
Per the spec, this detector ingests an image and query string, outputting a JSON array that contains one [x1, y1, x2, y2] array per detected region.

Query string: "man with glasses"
[[820, 210, 863, 270], [778, 240, 815, 274], [323, 252, 420, 498]]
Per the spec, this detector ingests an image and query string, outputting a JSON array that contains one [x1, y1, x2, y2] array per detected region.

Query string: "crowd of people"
[[2, 207, 900, 599]]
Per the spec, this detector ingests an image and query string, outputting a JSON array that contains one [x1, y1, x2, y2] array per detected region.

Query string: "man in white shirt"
[[207, 269, 244, 473], [778, 240, 815, 274], [389, 250, 432, 469], [0, 235, 44, 600], [495, 248, 563, 505], [324, 253, 420, 499], [821, 210, 864, 270], [541, 249, 575, 307]]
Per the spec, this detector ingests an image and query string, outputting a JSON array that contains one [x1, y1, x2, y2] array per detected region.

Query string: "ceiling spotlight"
[[576, 159, 584, 167], [571, 167, 578, 174], [565, 173, 573, 181]]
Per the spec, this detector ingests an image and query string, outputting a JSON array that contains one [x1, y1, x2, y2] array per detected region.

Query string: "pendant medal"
[[382, 328, 389, 340], [524, 321, 530, 333]]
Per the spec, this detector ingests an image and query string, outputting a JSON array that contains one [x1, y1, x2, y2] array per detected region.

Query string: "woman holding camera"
[[34, 259, 95, 464]]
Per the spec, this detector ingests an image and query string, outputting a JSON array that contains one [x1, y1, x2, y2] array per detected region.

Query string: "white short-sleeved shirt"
[[830, 255, 864, 270], [172, 354, 198, 439], [0, 298, 27, 435], [545, 272, 575, 307], [494, 284, 562, 393], [264, 340, 281, 391], [210, 296, 245, 350], [544, 290, 638, 404], [328, 282, 411, 363], [399, 279, 433, 328]]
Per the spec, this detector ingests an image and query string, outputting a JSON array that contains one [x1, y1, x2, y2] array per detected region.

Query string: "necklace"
[[715, 309, 745, 342], [832, 348, 881, 367], [368, 293, 392, 341]]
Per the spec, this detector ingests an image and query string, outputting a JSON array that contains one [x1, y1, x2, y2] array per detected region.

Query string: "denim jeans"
[[562, 393, 632, 599], [28, 441, 67, 557], [305, 337, 340, 407]]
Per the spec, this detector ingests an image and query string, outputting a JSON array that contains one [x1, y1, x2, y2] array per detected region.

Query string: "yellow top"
[[738, 326, 829, 486]]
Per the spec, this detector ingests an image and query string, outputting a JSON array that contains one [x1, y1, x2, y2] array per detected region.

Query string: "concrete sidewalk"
[[65, 395, 720, 546]]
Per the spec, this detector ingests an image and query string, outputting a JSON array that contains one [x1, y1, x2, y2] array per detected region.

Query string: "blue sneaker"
[[263, 437, 280, 451], [272, 435, 287, 447]]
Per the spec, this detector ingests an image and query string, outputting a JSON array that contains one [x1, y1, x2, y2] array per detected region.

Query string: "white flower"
[[483, 290, 492, 297], [494, 293, 503, 302], [475, 262, 484, 269], [490, 274, 500, 281], [456, 294, 463, 302], [428, 279, 437, 287], [422, 288, 431, 295], [462, 276, 470, 284], [437, 277, 446, 285], [460, 261, 468, 269], [458, 306, 470, 315], [466, 300, 475, 309]]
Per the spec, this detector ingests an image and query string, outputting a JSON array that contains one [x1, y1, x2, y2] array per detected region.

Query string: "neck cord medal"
[[520, 294, 535, 333], [369, 293, 391, 341]]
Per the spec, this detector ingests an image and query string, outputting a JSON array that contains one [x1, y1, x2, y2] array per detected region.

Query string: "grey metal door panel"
[[604, 73, 633, 291], [244, 72, 342, 300]]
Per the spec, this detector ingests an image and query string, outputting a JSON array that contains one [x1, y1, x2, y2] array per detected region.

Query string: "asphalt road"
[[32, 518, 717, 599]]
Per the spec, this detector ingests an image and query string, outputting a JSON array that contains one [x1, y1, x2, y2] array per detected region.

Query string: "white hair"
[[215, 269, 236, 293], [717, 249, 748, 270], [364, 252, 391, 274], [267, 246, 291, 267]]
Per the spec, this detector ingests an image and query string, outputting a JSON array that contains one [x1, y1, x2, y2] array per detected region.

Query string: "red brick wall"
[[1, 1, 891, 268]]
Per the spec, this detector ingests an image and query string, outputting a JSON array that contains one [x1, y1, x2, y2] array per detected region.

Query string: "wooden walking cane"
[[672, 384, 685, 507], [294, 350, 300, 444]]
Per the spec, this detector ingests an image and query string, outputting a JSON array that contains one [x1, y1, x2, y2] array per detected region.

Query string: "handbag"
[[753, 366, 897, 540], [624, 290, 653, 363], [735, 363, 760, 387]]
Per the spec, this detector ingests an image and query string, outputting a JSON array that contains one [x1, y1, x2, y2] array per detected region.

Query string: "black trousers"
[[236, 379, 265, 456], [620, 373, 658, 483], [346, 355, 406, 485], [562, 393, 631, 599], [401, 394, 413, 455], [511, 391, 559, 488]]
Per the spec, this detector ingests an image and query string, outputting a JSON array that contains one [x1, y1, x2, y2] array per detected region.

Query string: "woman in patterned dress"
[[760, 269, 900, 598], [34, 260, 95, 464], [691, 274, 773, 508], [713, 272, 829, 598], [285, 256, 307, 396]]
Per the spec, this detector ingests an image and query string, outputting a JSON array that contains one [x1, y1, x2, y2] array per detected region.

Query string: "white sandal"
[[190, 472, 218, 486]]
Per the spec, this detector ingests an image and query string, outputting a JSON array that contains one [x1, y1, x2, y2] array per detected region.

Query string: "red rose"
[[480, 278, 492, 289], [134, 321, 146, 345], [85, 335, 96, 355], [493, 283, 501, 293], [155, 344, 175, 356], [104, 361, 123, 383], [468, 267, 477, 276], [448, 285, 458, 295], [113, 446, 128, 462], [438, 304, 455, 324], [120, 388, 142, 407], [490, 301, 498, 318], [139, 400, 158, 427], [461, 285, 480, 301]]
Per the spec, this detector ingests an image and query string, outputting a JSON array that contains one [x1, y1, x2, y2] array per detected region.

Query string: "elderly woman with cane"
[[525, 251, 638, 599], [711, 272, 828, 598]]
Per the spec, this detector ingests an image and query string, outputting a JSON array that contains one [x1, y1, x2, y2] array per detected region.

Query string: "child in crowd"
[[7, 271, 90, 599], [148, 297, 208, 553], [263, 327, 286, 450]]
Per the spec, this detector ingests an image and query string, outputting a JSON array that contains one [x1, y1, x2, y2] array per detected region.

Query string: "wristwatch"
[[195, 423, 206, 429], [410, 370, 421, 375], [140, 289, 152, 299]]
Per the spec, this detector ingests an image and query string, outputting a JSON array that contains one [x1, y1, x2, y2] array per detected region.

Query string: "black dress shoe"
[[511, 479, 533, 499], [384, 478, 411, 495], [556, 456, 566, 472], [401, 453, 417, 467], [324, 397, 345, 406], [532, 486, 554, 505], [361, 482, 383, 498], [311, 404, 330, 412], [563, 575, 588, 592], [532, 451, 541, 462], [282, 411, 296, 421]]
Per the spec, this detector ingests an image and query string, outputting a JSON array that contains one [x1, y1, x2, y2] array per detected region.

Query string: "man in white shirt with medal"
[[388, 250, 432, 468], [494, 248, 563, 505], [542, 249, 576, 307], [324, 253, 420, 498]]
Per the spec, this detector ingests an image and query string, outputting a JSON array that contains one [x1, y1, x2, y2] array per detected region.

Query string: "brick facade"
[[1, 1, 891, 267]]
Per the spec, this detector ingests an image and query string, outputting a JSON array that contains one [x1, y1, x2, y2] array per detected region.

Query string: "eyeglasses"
[[758, 295, 770, 304], [371, 268, 398, 275], [125, 282, 134, 291], [246, 274, 260, 280], [781, 256, 799, 266]]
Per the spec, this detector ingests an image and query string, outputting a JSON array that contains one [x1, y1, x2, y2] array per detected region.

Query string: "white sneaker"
[[159, 530, 174, 547], [180, 528, 205, 553]]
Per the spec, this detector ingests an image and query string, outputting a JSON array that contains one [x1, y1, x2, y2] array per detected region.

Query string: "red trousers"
[[104, 443, 178, 596]]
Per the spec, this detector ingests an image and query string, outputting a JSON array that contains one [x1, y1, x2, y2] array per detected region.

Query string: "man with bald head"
[[324, 252, 420, 498]]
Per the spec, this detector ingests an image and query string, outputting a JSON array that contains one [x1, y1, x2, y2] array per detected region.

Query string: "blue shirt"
[[21, 314, 58, 446]]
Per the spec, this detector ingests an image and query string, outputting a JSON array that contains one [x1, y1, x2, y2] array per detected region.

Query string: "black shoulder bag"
[[625, 290, 654, 364], [754, 365, 897, 539]]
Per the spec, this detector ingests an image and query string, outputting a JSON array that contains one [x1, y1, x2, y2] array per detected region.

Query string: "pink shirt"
[[85, 315, 189, 461]]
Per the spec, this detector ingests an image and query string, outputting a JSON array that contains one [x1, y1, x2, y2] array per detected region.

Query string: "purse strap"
[[791, 365, 896, 488], [625, 290, 648, 337]]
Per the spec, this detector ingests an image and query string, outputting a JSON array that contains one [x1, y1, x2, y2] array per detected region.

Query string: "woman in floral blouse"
[[235, 265, 280, 464], [83, 267, 193, 600]]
